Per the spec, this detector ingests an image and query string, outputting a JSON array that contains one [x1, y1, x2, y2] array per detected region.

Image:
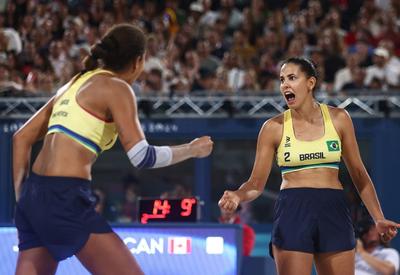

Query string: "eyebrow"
[[280, 73, 296, 79]]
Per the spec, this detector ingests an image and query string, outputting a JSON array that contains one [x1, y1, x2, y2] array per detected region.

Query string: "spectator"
[[1, 0, 400, 97], [342, 67, 367, 92], [217, 51, 245, 93], [144, 34, 165, 73], [119, 184, 140, 223], [0, 27, 22, 54], [169, 76, 190, 96], [355, 218, 400, 275], [219, 204, 255, 256], [334, 52, 361, 92], [364, 47, 400, 89], [196, 39, 221, 74], [0, 64, 23, 94], [160, 183, 192, 199], [142, 68, 166, 95], [191, 67, 216, 94]]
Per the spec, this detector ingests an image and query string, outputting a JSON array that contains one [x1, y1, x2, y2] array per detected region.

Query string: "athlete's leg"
[[272, 245, 314, 275], [314, 249, 355, 275], [15, 247, 58, 275], [76, 232, 144, 275]]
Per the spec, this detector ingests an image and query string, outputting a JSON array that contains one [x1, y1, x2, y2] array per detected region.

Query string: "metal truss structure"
[[1, 94, 400, 119]]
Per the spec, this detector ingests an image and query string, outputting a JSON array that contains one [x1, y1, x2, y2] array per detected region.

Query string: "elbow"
[[351, 169, 369, 190]]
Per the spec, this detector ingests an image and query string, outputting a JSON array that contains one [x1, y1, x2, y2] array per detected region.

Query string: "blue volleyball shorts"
[[269, 188, 355, 257], [15, 172, 112, 261]]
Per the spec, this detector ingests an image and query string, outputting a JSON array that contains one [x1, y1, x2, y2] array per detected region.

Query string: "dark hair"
[[281, 57, 318, 91], [281, 57, 318, 79], [355, 217, 375, 238], [355, 217, 390, 247], [82, 23, 147, 73]]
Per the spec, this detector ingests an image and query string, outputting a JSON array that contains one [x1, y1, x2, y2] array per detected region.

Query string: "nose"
[[280, 78, 289, 90]]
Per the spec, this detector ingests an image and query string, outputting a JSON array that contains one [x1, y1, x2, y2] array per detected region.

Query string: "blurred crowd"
[[0, 0, 400, 97]]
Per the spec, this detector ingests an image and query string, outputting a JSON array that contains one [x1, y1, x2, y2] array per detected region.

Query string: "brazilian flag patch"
[[326, 140, 340, 152]]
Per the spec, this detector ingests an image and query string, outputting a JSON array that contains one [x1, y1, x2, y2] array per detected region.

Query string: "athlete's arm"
[[337, 109, 400, 234], [356, 240, 397, 275], [12, 97, 55, 201], [105, 78, 213, 168], [218, 118, 279, 212], [13, 81, 75, 201]]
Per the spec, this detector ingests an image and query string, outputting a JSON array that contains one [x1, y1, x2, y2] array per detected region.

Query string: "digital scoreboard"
[[138, 197, 199, 223]]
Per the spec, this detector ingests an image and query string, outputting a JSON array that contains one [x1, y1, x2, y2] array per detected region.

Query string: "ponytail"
[[80, 24, 146, 74]]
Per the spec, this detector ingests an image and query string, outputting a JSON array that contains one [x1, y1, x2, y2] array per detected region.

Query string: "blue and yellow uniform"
[[15, 70, 116, 261], [270, 104, 355, 257], [47, 69, 118, 155]]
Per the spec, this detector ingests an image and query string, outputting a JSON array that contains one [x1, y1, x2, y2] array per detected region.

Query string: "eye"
[[288, 75, 296, 81], [279, 77, 284, 83]]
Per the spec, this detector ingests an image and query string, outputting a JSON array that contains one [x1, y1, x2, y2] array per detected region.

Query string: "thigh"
[[314, 249, 355, 275], [15, 247, 58, 275], [272, 244, 314, 275], [76, 232, 144, 275]]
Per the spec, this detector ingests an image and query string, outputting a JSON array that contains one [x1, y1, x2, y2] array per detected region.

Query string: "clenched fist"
[[218, 190, 241, 213], [189, 136, 213, 158]]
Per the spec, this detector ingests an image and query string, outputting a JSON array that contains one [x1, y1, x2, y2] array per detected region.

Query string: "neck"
[[291, 98, 320, 122], [114, 70, 134, 84]]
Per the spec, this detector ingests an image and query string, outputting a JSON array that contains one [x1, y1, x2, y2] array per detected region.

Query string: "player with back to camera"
[[13, 23, 213, 275], [218, 57, 400, 275]]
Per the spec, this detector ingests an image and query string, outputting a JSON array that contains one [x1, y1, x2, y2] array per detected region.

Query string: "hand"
[[376, 219, 400, 242], [218, 190, 240, 213], [189, 136, 213, 158]]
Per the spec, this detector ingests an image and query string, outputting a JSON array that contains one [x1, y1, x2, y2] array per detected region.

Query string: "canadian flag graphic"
[[168, 237, 192, 254]]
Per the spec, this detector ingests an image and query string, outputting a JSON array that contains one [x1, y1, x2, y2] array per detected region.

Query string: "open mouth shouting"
[[284, 91, 296, 105]]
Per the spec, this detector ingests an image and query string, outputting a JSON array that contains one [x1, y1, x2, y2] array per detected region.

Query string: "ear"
[[131, 54, 145, 72], [307, 76, 317, 92]]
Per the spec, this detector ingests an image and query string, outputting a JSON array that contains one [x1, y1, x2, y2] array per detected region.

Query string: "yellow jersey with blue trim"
[[47, 69, 118, 155], [276, 104, 341, 174]]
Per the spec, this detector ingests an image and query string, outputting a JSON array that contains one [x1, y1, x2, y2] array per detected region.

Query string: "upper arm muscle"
[[105, 79, 145, 151], [14, 96, 55, 143], [335, 109, 366, 179], [248, 119, 280, 189]]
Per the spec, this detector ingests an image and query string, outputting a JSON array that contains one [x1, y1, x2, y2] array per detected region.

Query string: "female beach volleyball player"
[[218, 57, 399, 275], [13, 23, 213, 275]]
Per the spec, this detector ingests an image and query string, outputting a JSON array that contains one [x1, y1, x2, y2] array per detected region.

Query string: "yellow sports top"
[[47, 69, 118, 155], [276, 104, 341, 174]]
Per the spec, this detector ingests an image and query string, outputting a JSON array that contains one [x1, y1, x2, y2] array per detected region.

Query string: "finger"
[[223, 201, 234, 212], [384, 220, 400, 228], [226, 201, 238, 212], [380, 233, 390, 242], [387, 232, 396, 240], [218, 199, 227, 208], [219, 199, 230, 208], [381, 232, 395, 243], [387, 228, 397, 238], [389, 227, 398, 235]]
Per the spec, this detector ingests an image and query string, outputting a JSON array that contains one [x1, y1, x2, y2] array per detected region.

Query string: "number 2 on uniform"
[[284, 152, 290, 162]]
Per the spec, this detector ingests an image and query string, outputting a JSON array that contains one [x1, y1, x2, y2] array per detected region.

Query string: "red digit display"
[[180, 198, 196, 217], [139, 198, 198, 223]]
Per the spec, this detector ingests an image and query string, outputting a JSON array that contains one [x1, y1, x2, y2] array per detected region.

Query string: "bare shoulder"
[[259, 113, 284, 145], [264, 113, 284, 129], [97, 75, 135, 99], [326, 105, 353, 138], [326, 105, 352, 123]]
